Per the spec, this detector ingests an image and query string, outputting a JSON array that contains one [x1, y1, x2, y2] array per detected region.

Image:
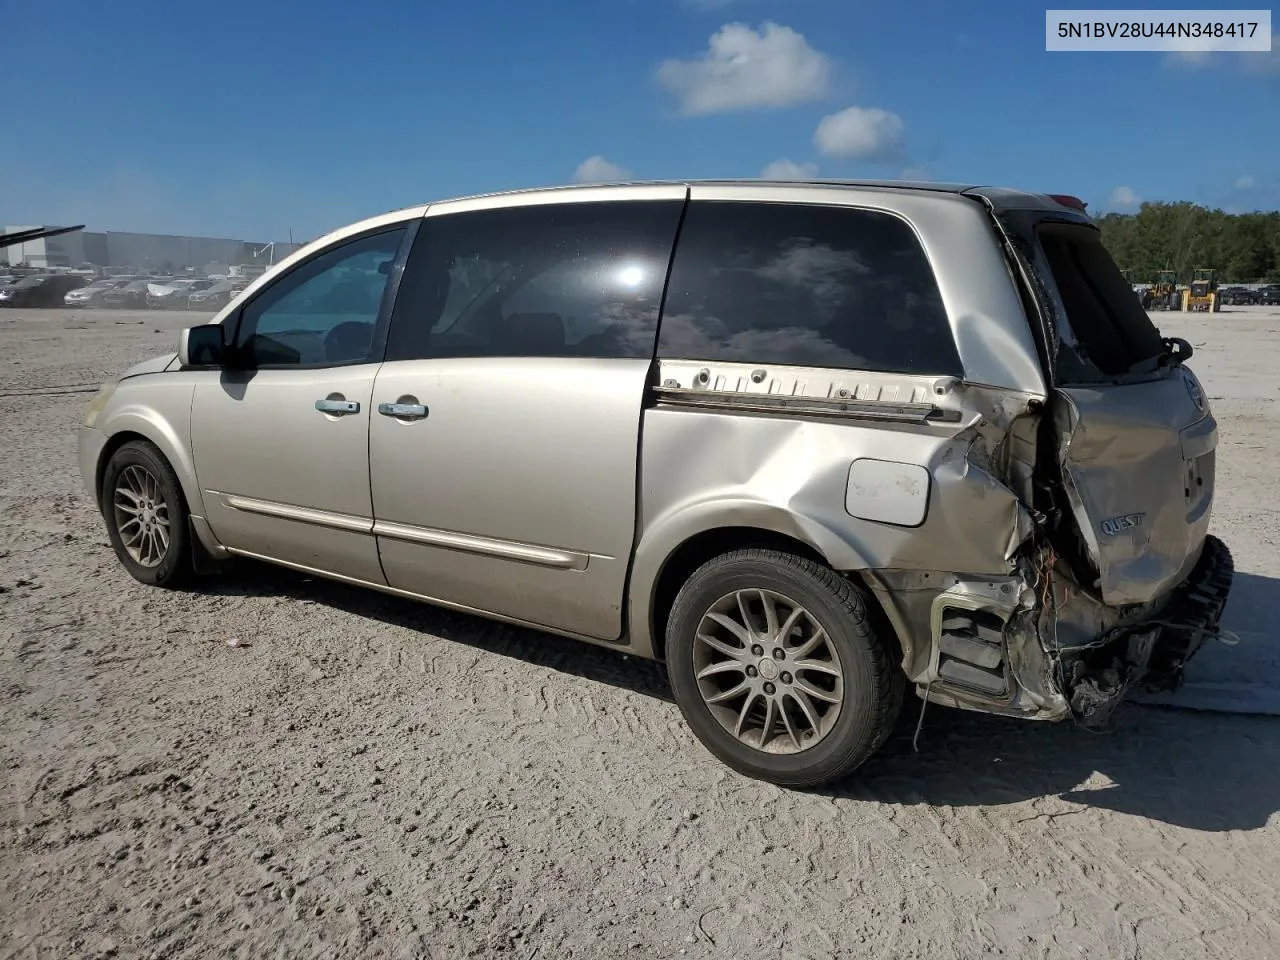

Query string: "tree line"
[[1094, 202, 1280, 283]]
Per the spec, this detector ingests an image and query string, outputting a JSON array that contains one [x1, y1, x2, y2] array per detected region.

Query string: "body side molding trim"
[[215, 492, 373, 533], [214, 491, 593, 569], [373, 520, 591, 570]]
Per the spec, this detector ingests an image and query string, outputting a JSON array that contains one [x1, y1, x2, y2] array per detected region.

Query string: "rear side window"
[[657, 201, 961, 375], [1034, 222, 1164, 377], [387, 200, 684, 362]]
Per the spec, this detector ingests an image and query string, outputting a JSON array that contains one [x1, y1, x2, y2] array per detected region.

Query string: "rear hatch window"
[[1033, 222, 1165, 380]]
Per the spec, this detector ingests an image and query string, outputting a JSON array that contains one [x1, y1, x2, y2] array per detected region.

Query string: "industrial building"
[[2, 225, 304, 275]]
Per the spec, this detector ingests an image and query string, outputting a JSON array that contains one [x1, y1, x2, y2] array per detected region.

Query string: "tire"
[[665, 549, 904, 788], [100, 439, 191, 588]]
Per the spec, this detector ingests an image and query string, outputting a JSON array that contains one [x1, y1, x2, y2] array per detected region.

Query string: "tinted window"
[[1034, 222, 1164, 377], [387, 200, 684, 361], [658, 201, 961, 375], [233, 228, 406, 367]]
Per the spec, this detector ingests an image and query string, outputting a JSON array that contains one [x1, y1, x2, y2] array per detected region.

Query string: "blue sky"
[[2, 0, 1276, 241]]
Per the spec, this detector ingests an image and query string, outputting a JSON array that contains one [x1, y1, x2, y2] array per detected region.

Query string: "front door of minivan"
[[1013, 215, 1217, 606], [367, 193, 686, 639], [190, 225, 412, 583]]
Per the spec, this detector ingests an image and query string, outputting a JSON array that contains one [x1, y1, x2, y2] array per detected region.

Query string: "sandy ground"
[[1, 305, 1278, 960]]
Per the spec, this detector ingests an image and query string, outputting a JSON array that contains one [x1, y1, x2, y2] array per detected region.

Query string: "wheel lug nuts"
[[746, 666, 757, 677], [763, 682, 776, 695], [751, 644, 764, 656], [781, 672, 792, 684], [772, 648, 785, 660]]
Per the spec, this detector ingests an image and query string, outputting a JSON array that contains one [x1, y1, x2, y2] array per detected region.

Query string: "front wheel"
[[665, 549, 904, 787], [100, 440, 191, 588]]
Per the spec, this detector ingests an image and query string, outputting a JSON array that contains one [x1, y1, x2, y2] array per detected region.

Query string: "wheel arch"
[[95, 414, 202, 520], [628, 501, 901, 664]]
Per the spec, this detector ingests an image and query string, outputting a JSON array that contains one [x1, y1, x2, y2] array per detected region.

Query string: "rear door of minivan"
[[996, 207, 1216, 607]]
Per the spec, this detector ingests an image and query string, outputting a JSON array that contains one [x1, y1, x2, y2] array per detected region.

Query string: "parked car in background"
[[1259, 285, 1280, 306], [1218, 286, 1258, 306], [0, 273, 86, 307], [186, 280, 237, 311], [146, 278, 215, 309], [78, 180, 1233, 787], [100, 279, 154, 309], [66, 276, 136, 307]]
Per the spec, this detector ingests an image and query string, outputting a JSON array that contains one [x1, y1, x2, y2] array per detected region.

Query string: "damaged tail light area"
[[860, 377, 1234, 729]]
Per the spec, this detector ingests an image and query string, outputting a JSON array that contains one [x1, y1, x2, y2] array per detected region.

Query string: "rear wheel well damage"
[[648, 526, 903, 670]]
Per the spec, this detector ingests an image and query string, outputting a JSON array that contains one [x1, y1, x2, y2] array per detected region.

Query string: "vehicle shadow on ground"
[[836, 697, 1280, 832], [1212, 569, 1278, 647], [202, 562, 1280, 833], [199, 559, 676, 703], [836, 570, 1280, 833]]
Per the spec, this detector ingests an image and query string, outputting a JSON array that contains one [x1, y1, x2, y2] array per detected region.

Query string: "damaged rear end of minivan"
[[914, 189, 1233, 727]]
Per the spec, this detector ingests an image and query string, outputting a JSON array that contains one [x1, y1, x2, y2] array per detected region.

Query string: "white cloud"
[[760, 159, 818, 180], [573, 155, 632, 183], [1109, 186, 1140, 210], [1236, 174, 1256, 190], [655, 22, 832, 115], [1166, 35, 1280, 73], [1166, 49, 1213, 68], [813, 106, 905, 160]]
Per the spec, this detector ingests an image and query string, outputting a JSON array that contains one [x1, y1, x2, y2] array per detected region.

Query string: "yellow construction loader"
[[1183, 268, 1219, 313], [1147, 270, 1180, 310]]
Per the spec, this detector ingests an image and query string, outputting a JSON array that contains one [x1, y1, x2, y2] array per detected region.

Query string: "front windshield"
[[15, 277, 47, 289]]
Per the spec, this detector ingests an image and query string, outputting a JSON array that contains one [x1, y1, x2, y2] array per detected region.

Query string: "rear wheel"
[[101, 440, 191, 588], [665, 549, 904, 787]]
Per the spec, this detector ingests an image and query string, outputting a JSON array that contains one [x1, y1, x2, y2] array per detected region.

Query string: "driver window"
[[234, 228, 407, 367]]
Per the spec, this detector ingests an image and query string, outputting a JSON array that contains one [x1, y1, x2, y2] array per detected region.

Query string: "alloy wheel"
[[692, 588, 845, 754], [112, 464, 171, 568]]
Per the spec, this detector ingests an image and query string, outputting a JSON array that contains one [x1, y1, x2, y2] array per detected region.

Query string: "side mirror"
[[179, 324, 225, 367]]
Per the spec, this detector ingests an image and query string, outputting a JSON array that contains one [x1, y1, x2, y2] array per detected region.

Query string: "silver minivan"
[[79, 180, 1233, 786]]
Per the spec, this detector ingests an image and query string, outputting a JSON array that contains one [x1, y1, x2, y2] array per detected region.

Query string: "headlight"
[[83, 380, 118, 428]]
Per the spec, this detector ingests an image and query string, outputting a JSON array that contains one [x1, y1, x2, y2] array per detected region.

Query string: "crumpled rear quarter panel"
[[629, 360, 1045, 668]]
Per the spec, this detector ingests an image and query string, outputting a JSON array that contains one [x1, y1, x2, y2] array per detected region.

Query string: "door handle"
[[378, 401, 428, 420], [315, 398, 360, 415]]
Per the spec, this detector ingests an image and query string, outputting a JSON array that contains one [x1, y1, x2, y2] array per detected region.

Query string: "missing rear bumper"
[[1065, 535, 1234, 727]]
